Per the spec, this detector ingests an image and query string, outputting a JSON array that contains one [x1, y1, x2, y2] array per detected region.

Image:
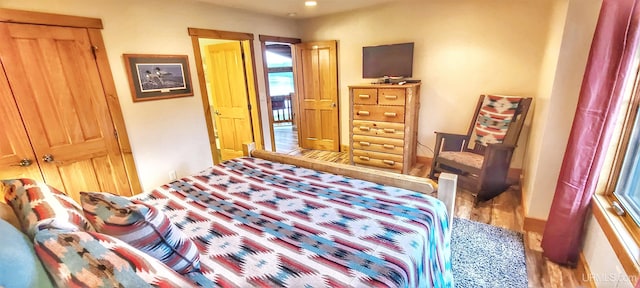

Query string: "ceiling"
[[194, 0, 397, 19]]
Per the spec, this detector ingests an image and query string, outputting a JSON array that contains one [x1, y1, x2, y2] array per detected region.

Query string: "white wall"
[[299, 0, 554, 168], [523, 0, 569, 218], [0, 0, 299, 191], [583, 215, 635, 288], [523, 0, 601, 219]]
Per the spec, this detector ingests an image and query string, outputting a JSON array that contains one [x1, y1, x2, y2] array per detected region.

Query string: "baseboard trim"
[[417, 156, 432, 166], [340, 144, 349, 152], [576, 253, 596, 288], [523, 217, 547, 234], [508, 168, 521, 185]]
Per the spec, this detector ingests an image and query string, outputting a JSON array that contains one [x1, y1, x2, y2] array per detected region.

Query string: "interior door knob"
[[214, 110, 221, 116], [42, 154, 54, 163], [14, 159, 33, 167]]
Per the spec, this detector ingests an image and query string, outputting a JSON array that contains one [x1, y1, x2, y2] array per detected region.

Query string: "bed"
[[0, 146, 457, 288]]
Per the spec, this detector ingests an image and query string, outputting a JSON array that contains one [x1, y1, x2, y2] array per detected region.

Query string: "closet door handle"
[[42, 154, 54, 163], [13, 159, 33, 167]]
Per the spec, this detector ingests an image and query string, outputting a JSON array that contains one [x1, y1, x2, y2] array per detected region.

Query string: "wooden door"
[[294, 40, 339, 151], [0, 23, 132, 200], [205, 41, 254, 160], [0, 67, 43, 182]]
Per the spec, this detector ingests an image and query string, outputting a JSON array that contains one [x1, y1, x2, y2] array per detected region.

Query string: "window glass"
[[268, 72, 294, 96], [614, 105, 640, 226], [266, 51, 292, 68], [265, 51, 294, 96]]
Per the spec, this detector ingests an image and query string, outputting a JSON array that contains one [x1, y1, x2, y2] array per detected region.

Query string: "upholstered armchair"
[[429, 95, 532, 201]]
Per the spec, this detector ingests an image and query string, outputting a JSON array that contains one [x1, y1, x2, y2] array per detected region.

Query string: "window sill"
[[592, 194, 640, 284]]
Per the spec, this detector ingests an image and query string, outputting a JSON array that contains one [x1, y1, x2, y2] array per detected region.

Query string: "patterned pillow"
[[473, 95, 522, 146], [80, 191, 201, 274], [34, 229, 198, 287], [2, 179, 94, 238]]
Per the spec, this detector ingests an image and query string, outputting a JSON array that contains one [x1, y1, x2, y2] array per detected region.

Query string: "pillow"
[[2, 179, 94, 237], [80, 191, 200, 274], [34, 228, 198, 287], [0, 219, 54, 288]]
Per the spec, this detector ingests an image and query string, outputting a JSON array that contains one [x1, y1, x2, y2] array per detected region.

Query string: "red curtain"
[[541, 0, 640, 265]]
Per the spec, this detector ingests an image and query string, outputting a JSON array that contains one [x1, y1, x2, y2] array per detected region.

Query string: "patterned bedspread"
[[133, 157, 452, 288]]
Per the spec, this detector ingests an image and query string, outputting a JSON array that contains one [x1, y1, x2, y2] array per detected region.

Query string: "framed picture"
[[123, 54, 193, 102]]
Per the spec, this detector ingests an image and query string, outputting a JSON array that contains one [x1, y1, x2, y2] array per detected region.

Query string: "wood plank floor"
[[273, 124, 298, 154], [286, 148, 582, 288]]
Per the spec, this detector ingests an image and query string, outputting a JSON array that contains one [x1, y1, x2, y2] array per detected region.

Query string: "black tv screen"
[[362, 42, 414, 78]]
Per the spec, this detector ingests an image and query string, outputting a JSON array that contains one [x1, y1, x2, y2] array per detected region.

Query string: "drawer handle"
[[383, 128, 396, 133], [383, 144, 395, 149], [359, 156, 370, 161], [359, 126, 370, 131], [359, 141, 371, 146], [357, 111, 370, 116], [384, 112, 397, 117], [383, 160, 395, 165], [384, 95, 398, 100], [358, 94, 371, 99]]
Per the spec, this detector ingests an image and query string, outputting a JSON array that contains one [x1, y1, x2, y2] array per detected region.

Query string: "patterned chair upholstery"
[[429, 95, 532, 201]]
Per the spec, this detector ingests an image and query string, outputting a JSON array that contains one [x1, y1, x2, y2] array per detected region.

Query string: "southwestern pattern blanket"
[[133, 157, 453, 287]]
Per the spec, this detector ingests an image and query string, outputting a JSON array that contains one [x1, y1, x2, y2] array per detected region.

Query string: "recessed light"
[[305, 1, 317, 7], [287, 12, 297, 17]]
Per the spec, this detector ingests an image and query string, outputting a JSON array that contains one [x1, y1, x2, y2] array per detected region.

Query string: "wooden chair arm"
[[434, 132, 470, 153]]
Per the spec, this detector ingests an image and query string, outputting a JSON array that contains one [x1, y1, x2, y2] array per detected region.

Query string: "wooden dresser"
[[349, 83, 421, 174]]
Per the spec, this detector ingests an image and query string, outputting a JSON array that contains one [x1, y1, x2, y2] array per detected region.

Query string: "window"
[[605, 66, 640, 248], [614, 103, 640, 227], [265, 50, 294, 96]]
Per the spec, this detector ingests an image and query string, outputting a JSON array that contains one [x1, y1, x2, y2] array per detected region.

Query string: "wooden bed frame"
[[242, 143, 457, 224]]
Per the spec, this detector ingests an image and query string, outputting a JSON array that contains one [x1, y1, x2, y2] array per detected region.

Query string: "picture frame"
[[123, 54, 193, 102]]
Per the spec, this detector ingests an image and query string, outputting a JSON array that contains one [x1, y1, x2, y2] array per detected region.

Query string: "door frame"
[[189, 28, 263, 164], [0, 8, 142, 194], [258, 35, 302, 152]]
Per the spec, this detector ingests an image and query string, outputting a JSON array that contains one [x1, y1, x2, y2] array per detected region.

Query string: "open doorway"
[[259, 36, 301, 153]]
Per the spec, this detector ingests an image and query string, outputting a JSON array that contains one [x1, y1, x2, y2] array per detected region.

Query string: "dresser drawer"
[[378, 88, 406, 106], [353, 105, 405, 123], [353, 88, 378, 105], [352, 120, 405, 139], [353, 149, 403, 171], [352, 135, 404, 155]]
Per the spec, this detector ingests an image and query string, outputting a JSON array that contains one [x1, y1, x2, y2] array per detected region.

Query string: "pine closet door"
[[0, 23, 132, 201], [0, 66, 43, 182]]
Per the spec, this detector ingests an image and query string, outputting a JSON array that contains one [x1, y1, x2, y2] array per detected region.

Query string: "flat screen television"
[[362, 42, 414, 79]]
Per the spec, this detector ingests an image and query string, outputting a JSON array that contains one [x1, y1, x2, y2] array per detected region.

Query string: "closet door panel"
[[0, 23, 131, 198], [0, 66, 43, 182]]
